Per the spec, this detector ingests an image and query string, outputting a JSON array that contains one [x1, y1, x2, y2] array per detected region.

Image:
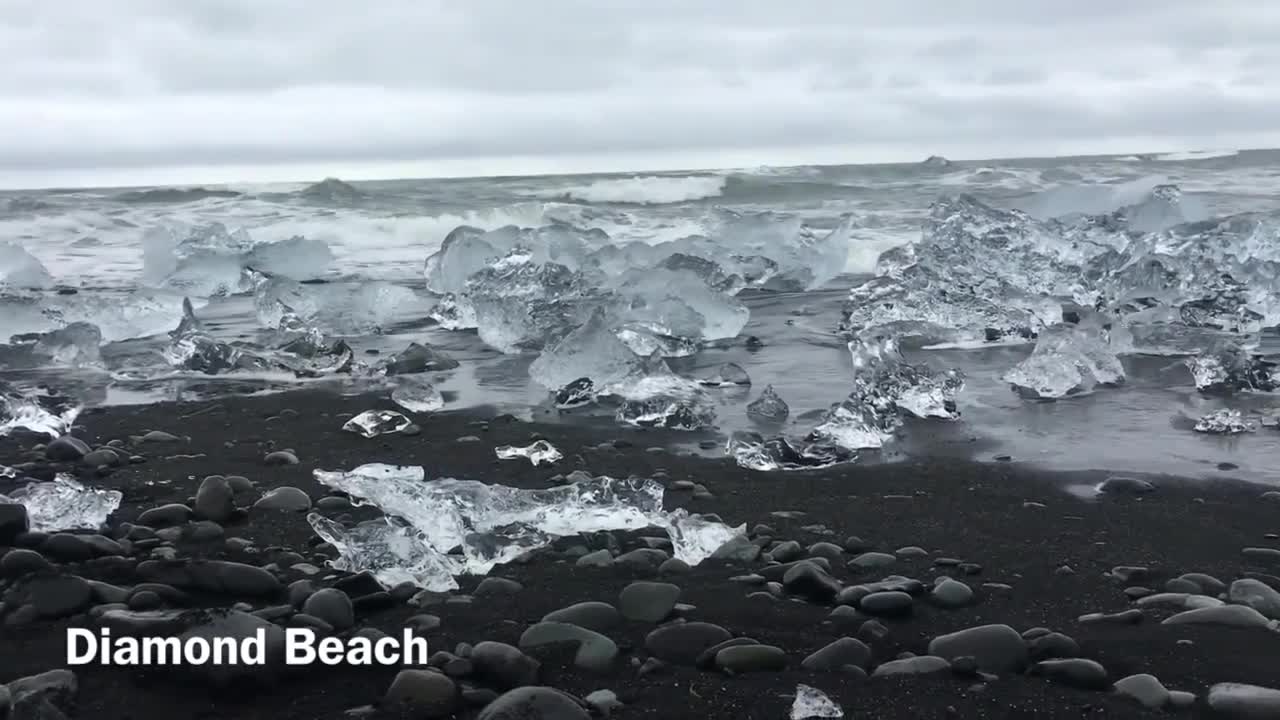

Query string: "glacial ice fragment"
[[0, 475, 122, 532], [1002, 322, 1126, 399], [529, 307, 643, 391], [390, 377, 445, 414], [382, 342, 459, 374], [791, 684, 844, 720], [163, 298, 266, 374], [32, 322, 102, 367], [311, 464, 743, 586], [342, 410, 412, 438], [1193, 409, 1255, 435], [1186, 342, 1279, 393], [0, 382, 81, 438], [0, 242, 54, 289], [665, 509, 747, 565], [613, 368, 717, 431], [725, 431, 851, 471], [307, 513, 460, 592], [746, 385, 790, 421], [143, 223, 332, 297], [700, 362, 751, 387], [553, 378, 598, 409], [495, 440, 563, 467]]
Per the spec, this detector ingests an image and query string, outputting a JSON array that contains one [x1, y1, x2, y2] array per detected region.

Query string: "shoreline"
[[2, 389, 1280, 718]]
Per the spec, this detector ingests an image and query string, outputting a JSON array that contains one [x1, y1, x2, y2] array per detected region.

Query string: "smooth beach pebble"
[[618, 581, 681, 622], [253, 486, 312, 512]]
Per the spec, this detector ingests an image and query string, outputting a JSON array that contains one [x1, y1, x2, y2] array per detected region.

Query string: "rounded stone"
[[848, 552, 896, 571], [383, 669, 457, 718], [860, 591, 914, 617], [802, 637, 872, 672], [927, 624, 1028, 675], [194, 476, 235, 522], [1, 549, 52, 577], [137, 504, 192, 527], [714, 644, 787, 673], [252, 487, 312, 512], [1031, 658, 1110, 690], [644, 622, 732, 665], [542, 602, 621, 633], [477, 687, 589, 720], [931, 578, 974, 608], [262, 451, 300, 466], [618, 581, 681, 622], [45, 435, 90, 462], [469, 642, 540, 690], [518, 622, 619, 671], [301, 588, 355, 630], [475, 577, 524, 596]]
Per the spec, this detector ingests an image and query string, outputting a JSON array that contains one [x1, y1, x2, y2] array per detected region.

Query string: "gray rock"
[[45, 435, 90, 461], [927, 624, 1027, 674], [2, 549, 52, 577], [383, 669, 457, 718], [769, 540, 804, 563], [14, 573, 93, 618], [695, 638, 760, 669], [82, 448, 122, 468], [644, 622, 732, 665], [5, 669, 77, 711], [41, 533, 95, 562], [1230, 579, 1280, 619], [613, 548, 669, 572], [584, 689, 623, 717], [709, 536, 761, 562], [0, 502, 29, 543], [1078, 609, 1144, 625], [618, 582, 681, 622], [1097, 476, 1155, 494], [518, 622, 619, 671], [469, 641, 540, 690], [848, 552, 896, 571], [659, 558, 691, 575], [575, 549, 614, 568], [1162, 605, 1274, 629], [253, 487, 312, 512], [542, 602, 620, 633], [801, 637, 872, 672], [1180, 573, 1227, 594], [262, 451, 300, 466], [872, 656, 950, 676], [1031, 659, 1110, 690], [475, 577, 524, 596], [714, 644, 787, 673], [1028, 632, 1080, 661], [477, 687, 590, 720], [860, 591, 914, 617], [194, 476, 235, 522], [137, 503, 192, 527], [302, 588, 354, 630], [1115, 674, 1172, 709], [137, 559, 281, 597], [895, 546, 928, 558], [782, 561, 841, 601], [137, 430, 182, 443], [807, 542, 844, 561], [1243, 547, 1280, 566], [930, 578, 974, 608], [174, 609, 288, 687], [1208, 683, 1280, 719]]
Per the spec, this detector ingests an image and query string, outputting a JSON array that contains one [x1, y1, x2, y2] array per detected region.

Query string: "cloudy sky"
[[1, 0, 1278, 187]]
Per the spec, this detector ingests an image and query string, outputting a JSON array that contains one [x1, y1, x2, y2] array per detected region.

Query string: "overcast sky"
[[1, 0, 1278, 188]]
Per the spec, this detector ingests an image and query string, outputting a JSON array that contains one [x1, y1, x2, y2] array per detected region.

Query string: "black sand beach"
[[3, 389, 1280, 719]]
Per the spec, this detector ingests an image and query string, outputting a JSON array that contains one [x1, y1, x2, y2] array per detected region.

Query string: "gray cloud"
[[1, 0, 1278, 185]]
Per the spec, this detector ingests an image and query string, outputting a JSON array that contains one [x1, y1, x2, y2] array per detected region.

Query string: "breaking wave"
[[1154, 149, 1240, 162], [541, 175, 727, 204]]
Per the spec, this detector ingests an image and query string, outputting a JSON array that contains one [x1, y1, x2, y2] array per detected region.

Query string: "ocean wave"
[[541, 175, 727, 204], [1154, 149, 1239, 162]]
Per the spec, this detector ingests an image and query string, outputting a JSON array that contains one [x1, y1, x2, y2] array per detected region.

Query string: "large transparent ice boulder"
[[1185, 341, 1279, 393], [308, 513, 460, 592], [609, 354, 718, 431], [163, 298, 268, 374], [0, 475, 122, 531], [612, 266, 749, 342], [249, 271, 421, 335], [31, 322, 103, 367], [0, 290, 190, 343], [726, 431, 853, 471], [529, 307, 643, 391], [0, 242, 54, 289], [1003, 321, 1127, 399], [143, 223, 332, 297], [423, 223, 610, 295], [809, 336, 963, 451], [311, 464, 744, 586]]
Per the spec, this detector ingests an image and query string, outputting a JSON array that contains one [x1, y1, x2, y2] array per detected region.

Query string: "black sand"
[[3, 389, 1280, 718]]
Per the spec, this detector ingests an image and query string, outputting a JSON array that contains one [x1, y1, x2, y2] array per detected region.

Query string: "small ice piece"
[[383, 342, 459, 375], [32, 322, 103, 367], [342, 410, 412, 437], [529, 307, 643, 390], [725, 432, 851, 471], [307, 513, 460, 592], [1003, 322, 1125, 399], [791, 685, 844, 720], [1193, 408, 1256, 435], [391, 377, 445, 414], [0, 475, 123, 532], [0, 382, 80, 438], [614, 373, 717, 431], [163, 298, 265, 374], [0, 465, 17, 478], [495, 440, 563, 467], [747, 385, 790, 421], [553, 378, 597, 409], [665, 509, 747, 565], [1186, 342, 1279, 393], [0, 241, 55, 289], [700, 362, 751, 387]]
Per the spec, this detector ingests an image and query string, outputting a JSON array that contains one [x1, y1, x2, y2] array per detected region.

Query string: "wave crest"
[[542, 175, 727, 204]]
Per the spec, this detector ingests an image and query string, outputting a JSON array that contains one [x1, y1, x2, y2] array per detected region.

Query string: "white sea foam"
[[541, 175, 727, 204], [1154, 149, 1239, 162]]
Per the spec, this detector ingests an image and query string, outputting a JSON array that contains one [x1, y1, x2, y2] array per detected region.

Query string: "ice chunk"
[[382, 342, 459, 374], [613, 266, 749, 342], [308, 513, 460, 592], [612, 362, 717, 431], [809, 337, 962, 451], [163, 299, 266, 374], [250, 272, 420, 335], [700, 362, 751, 387], [270, 319, 354, 378], [0, 241, 54, 289], [665, 509, 747, 565], [0, 289, 190, 344], [391, 377, 445, 414], [1002, 322, 1126, 399], [747, 385, 790, 421], [494, 440, 563, 467], [727, 431, 852, 471], [424, 225, 518, 295], [32, 322, 102, 367], [529, 308, 643, 390], [791, 685, 844, 720], [0, 382, 80, 438], [427, 294, 478, 330], [1193, 408, 1255, 434], [312, 464, 740, 585], [0, 475, 122, 532], [144, 223, 332, 297], [1186, 342, 1279, 393], [342, 410, 412, 437], [244, 235, 334, 280], [553, 378, 597, 409], [468, 251, 609, 353]]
